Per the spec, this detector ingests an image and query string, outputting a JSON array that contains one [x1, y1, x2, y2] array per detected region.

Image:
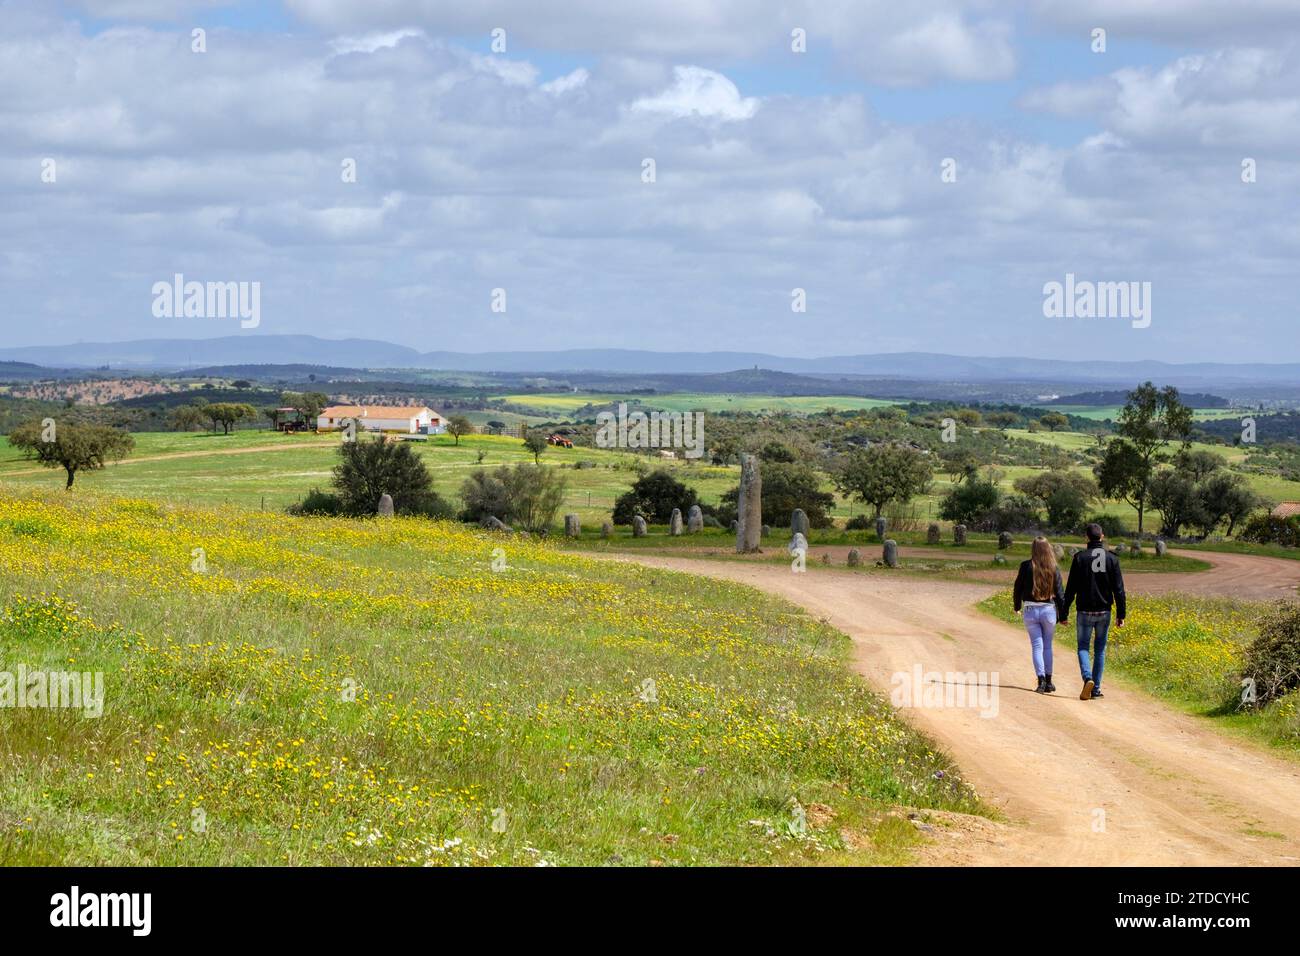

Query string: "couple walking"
[[1012, 523, 1126, 700]]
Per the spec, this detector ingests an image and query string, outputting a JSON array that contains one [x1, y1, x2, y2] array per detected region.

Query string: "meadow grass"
[[0, 486, 983, 865], [979, 590, 1300, 752], [490, 392, 903, 416]]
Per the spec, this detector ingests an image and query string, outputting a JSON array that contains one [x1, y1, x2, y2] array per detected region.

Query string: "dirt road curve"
[[607, 551, 1300, 866]]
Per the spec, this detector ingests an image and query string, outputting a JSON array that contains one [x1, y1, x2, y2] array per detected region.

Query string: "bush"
[[972, 494, 1040, 533], [938, 478, 999, 526], [1240, 512, 1300, 547], [460, 463, 567, 533], [1081, 513, 1132, 538], [331, 437, 448, 517], [845, 515, 873, 531], [289, 487, 344, 516], [1241, 602, 1300, 705], [612, 470, 701, 525], [719, 460, 835, 528]]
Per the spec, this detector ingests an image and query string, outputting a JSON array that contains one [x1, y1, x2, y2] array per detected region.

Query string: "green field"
[[493, 392, 904, 416], [1030, 405, 1248, 422], [0, 486, 981, 865], [6, 423, 1300, 541]]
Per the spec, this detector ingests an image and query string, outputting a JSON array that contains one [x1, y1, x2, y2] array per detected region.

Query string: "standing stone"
[[993, 553, 1007, 565], [883, 539, 899, 568], [789, 532, 808, 554], [1129, 540, 1142, 555], [632, 515, 647, 537], [846, 548, 862, 567], [600, 521, 612, 539], [730, 519, 739, 533], [377, 493, 394, 517], [791, 508, 809, 536], [1053, 544, 1065, 560], [927, 523, 941, 545], [1155, 539, 1167, 557], [736, 453, 762, 553], [875, 516, 887, 540], [954, 524, 968, 546], [669, 509, 684, 536], [997, 531, 1013, 550], [564, 514, 581, 538], [687, 505, 704, 533], [481, 515, 511, 532]]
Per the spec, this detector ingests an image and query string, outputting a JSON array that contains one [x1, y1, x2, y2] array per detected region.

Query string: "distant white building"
[[318, 404, 445, 435]]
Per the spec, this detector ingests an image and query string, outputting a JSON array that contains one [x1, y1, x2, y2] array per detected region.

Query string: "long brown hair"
[[1030, 536, 1057, 601]]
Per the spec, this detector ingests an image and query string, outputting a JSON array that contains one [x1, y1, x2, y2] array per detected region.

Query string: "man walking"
[[1061, 523, 1126, 700]]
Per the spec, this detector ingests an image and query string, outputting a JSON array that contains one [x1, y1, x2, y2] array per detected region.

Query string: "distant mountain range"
[[4, 335, 1300, 388]]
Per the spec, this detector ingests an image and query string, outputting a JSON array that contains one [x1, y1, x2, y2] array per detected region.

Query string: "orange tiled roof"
[[320, 405, 435, 419]]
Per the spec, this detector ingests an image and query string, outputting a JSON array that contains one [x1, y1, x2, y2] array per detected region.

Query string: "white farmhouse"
[[317, 404, 446, 435]]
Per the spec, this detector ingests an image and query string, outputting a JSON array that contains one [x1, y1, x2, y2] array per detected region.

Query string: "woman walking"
[[1013, 536, 1065, 694]]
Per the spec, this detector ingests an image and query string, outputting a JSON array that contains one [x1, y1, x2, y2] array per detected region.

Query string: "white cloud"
[[540, 68, 589, 95], [284, 0, 1017, 87], [1, 4, 1298, 360], [630, 66, 757, 121]]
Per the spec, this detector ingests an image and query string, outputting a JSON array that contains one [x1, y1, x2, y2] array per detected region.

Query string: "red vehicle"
[[547, 434, 574, 448]]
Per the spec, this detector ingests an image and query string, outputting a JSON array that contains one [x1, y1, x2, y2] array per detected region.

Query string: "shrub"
[[1240, 512, 1300, 547], [331, 436, 449, 517], [719, 460, 835, 528], [1241, 602, 1300, 705], [972, 494, 1040, 533], [460, 463, 567, 533], [1084, 513, 1131, 539], [845, 515, 873, 531], [289, 487, 344, 516], [938, 478, 999, 526], [613, 470, 701, 525]]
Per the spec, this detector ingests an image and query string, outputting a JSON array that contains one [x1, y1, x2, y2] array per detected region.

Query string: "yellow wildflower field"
[[981, 589, 1300, 749], [0, 487, 980, 865]]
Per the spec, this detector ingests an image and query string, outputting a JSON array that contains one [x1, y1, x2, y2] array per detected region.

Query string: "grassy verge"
[[978, 590, 1300, 753], [0, 487, 983, 865]]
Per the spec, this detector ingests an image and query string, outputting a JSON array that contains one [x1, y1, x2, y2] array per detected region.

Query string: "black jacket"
[[1062, 546, 1126, 621], [1013, 560, 1065, 617]]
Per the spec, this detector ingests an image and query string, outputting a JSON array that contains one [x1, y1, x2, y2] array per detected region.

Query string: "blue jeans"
[[1022, 603, 1056, 677], [1076, 611, 1111, 687]]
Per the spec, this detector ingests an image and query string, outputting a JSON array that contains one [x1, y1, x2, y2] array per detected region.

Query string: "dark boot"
[[1045, 674, 1055, 693], [1035, 675, 1047, 694]]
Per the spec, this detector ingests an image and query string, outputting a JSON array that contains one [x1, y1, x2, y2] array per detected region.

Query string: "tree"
[[1095, 439, 1148, 530], [1195, 471, 1261, 537], [832, 444, 932, 518], [446, 415, 473, 446], [170, 404, 206, 432], [938, 446, 979, 483], [283, 391, 330, 429], [613, 470, 700, 525], [1146, 470, 1201, 536], [1013, 472, 1098, 530], [331, 436, 448, 517], [486, 420, 507, 435], [522, 430, 548, 464], [1097, 383, 1193, 533], [1039, 412, 1070, 432], [203, 402, 258, 434], [1174, 449, 1227, 483], [720, 460, 835, 528], [938, 477, 1000, 525], [9, 420, 134, 489]]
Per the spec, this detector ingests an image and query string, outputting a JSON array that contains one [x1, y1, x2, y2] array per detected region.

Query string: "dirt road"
[[607, 551, 1300, 865]]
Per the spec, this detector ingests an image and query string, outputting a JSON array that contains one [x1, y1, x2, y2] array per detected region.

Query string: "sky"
[[2, 0, 1299, 362]]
